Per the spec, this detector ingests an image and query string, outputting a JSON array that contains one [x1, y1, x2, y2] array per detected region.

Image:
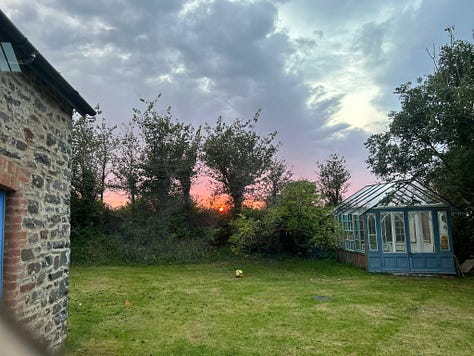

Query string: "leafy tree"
[[365, 28, 474, 210], [134, 98, 200, 213], [112, 122, 142, 204], [277, 180, 338, 254], [202, 111, 279, 214], [95, 110, 118, 203], [71, 107, 117, 204], [70, 111, 109, 233], [173, 123, 201, 211], [71, 114, 99, 203], [264, 158, 293, 206], [316, 154, 351, 207], [365, 28, 474, 259]]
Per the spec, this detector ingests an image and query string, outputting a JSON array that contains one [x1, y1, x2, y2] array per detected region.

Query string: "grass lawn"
[[63, 259, 474, 355]]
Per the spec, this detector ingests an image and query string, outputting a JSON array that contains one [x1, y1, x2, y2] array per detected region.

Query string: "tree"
[[316, 154, 351, 207], [264, 158, 293, 206], [202, 111, 279, 214], [277, 180, 338, 254], [70, 112, 104, 230], [71, 106, 117, 204], [365, 28, 474, 259], [172, 123, 201, 211], [112, 122, 142, 204], [95, 110, 117, 203], [365, 28, 474, 210], [71, 114, 99, 203], [134, 98, 200, 212]]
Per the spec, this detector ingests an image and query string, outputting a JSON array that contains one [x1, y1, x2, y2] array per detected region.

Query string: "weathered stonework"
[[1, 69, 73, 352]]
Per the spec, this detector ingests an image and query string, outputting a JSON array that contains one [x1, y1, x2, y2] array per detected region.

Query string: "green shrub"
[[70, 227, 126, 265], [229, 215, 260, 255], [229, 181, 339, 257]]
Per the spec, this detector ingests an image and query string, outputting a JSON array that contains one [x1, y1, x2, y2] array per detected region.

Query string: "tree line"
[[70, 97, 350, 264]]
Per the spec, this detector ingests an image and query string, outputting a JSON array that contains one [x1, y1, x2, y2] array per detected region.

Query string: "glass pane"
[[368, 214, 377, 251], [409, 211, 434, 253], [0, 49, 9, 71], [381, 212, 406, 252], [409, 214, 417, 244], [368, 214, 376, 234], [438, 211, 450, 251], [409, 212, 418, 252], [359, 216, 366, 251], [421, 213, 432, 243], [394, 213, 406, 252], [381, 213, 392, 252]]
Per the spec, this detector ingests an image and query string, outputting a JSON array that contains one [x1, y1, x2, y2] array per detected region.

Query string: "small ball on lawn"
[[235, 269, 243, 278]]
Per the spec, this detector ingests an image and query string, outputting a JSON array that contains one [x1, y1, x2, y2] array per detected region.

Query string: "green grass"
[[63, 259, 474, 355]]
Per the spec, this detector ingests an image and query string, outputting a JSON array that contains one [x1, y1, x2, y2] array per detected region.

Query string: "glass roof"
[[334, 181, 451, 216]]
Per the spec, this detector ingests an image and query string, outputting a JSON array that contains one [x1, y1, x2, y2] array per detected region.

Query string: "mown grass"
[[63, 259, 474, 355]]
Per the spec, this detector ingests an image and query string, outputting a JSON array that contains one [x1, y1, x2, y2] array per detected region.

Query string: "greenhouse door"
[[0, 191, 5, 298], [408, 210, 439, 273], [380, 212, 409, 272]]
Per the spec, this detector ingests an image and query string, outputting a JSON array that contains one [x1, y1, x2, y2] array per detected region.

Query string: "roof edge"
[[0, 9, 95, 117], [334, 180, 458, 216]]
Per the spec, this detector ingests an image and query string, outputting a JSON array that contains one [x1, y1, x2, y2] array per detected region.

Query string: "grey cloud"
[[4, 0, 472, 194], [353, 21, 390, 66], [173, 1, 283, 80]]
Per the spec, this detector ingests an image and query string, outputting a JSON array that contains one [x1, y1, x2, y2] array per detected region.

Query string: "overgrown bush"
[[70, 199, 230, 265], [229, 180, 339, 257], [70, 228, 126, 264], [229, 215, 260, 255]]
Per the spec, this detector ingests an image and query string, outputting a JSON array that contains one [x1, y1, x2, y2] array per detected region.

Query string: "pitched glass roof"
[[334, 181, 451, 216]]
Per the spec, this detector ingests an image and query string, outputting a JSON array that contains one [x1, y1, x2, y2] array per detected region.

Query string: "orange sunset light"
[[103, 174, 266, 211]]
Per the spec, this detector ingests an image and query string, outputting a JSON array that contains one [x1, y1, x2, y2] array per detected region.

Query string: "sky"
[[2, 0, 473, 204]]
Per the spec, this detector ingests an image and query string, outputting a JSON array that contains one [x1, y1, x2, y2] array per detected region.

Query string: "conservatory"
[[334, 181, 455, 274]]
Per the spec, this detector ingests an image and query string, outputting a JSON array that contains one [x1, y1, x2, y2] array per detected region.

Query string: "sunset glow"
[[103, 191, 127, 209]]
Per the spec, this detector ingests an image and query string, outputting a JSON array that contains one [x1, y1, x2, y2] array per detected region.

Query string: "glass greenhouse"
[[334, 181, 455, 274]]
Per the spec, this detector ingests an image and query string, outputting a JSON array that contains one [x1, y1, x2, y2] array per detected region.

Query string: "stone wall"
[[0, 68, 73, 352]]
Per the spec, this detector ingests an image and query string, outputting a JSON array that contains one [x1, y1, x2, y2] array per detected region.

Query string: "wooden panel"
[[440, 256, 455, 272], [368, 256, 382, 272], [336, 249, 367, 269], [382, 254, 409, 271], [410, 254, 441, 272], [426, 257, 438, 268]]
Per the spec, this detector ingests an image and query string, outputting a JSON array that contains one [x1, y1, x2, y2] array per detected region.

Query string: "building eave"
[[0, 9, 95, 117]]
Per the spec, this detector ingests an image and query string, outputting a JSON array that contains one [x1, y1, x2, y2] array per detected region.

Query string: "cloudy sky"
[[3, 0, 474, 199]]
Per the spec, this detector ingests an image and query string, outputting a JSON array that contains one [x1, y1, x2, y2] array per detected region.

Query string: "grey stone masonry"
[[1, 68, 73, 353]]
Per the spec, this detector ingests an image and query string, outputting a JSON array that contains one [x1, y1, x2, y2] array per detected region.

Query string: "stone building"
[[0, 10, 95, 352]]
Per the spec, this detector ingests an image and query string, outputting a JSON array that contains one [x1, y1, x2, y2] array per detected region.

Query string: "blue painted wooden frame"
[[366, 207, 455, 274], [0, 191, 5, 298]]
